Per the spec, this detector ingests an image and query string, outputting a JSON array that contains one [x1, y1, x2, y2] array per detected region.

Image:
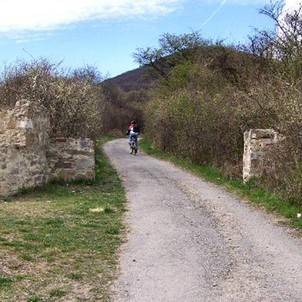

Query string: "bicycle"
[[129, 134, 138, 155]]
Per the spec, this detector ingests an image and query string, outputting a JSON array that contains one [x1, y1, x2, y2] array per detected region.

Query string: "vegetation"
[[102, 81, 146, 132], [0, 60, 106, 139], [134, 32, 206, 79], [0, 140, 126, 301], [135, 2, 302, 206]]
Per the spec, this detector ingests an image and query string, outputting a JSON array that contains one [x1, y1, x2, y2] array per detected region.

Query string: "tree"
[[245, 1, 302, 78], [133, 32, 208, 78]]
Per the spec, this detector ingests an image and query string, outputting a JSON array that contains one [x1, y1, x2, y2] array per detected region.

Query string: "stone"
[[17, 118, 33, 129], [243, 129, 282, 182], [0, 100, 95, 197], [47, 137, 95, 182]]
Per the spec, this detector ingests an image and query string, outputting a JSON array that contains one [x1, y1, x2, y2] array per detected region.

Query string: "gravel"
[[104, 139, 302, 302]]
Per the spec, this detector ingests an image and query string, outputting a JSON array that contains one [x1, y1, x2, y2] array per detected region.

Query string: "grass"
[[0, 276, 13, 290], [140, 138, 302, 230], [0, 138, 126, 301]]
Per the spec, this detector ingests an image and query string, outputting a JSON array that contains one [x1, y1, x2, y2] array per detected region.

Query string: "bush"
[[143, 26, 302, 204], [145, 53, 273, 171], [0, 59, 105, 139]]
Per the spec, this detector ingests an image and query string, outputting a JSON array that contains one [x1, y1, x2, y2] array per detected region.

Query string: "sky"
[[0, 0, 298, 77]]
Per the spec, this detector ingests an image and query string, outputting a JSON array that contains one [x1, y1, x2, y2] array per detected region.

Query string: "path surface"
[[104, 139, 302, 302]]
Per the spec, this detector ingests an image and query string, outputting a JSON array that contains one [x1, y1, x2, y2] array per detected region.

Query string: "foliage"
[[0, 59, 105, 139], [145, 51, 271, 175], [143, 4, 302, 205], [101, 82, 146, 132], [246, 1, 302, 79], [134, 32, 210, 78]]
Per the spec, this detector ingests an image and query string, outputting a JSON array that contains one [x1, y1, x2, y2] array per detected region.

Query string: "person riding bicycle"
[[127, 120, 140, 150]]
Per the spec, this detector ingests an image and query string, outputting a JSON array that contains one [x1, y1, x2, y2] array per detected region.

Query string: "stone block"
[[47, 137, 95, 182], [243, 129, 281, 182]]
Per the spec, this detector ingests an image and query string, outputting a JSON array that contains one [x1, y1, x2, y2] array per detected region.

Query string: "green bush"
[[144, 47, 302, 204], [140, 3, 302, 205]]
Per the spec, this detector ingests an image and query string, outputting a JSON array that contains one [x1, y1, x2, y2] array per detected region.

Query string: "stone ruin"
[[243, 129, 282, 182], [0, 100, 95, 197], [48, 137, 95, 181], [0, 100, 282, 195]]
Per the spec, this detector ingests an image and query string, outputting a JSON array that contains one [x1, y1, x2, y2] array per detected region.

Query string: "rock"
[[89, 207, 104, 213], [243, 129, 283, 182]]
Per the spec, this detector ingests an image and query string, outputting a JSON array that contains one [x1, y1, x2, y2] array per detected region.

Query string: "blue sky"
[[0, 0, 290, 77]]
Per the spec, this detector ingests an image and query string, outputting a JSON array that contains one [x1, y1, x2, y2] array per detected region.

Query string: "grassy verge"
[[140, 138, 302, 230], [0, 139, 126, 301]]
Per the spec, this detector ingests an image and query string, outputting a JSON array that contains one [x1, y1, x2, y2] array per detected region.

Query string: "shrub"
[[0, 59, 105, 139], [143, 19, 302, 204]]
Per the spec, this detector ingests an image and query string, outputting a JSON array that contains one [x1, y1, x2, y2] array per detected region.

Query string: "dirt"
[[104, 139, 302, 302]]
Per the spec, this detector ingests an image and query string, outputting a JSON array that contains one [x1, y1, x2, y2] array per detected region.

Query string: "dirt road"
[[104, 139, 302, 302]]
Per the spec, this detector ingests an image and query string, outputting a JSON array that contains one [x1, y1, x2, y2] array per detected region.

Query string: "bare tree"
[[245, 1, 302, 78]]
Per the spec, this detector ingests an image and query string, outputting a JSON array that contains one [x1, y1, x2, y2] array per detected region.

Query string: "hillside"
[[104, 65, 159, 92]]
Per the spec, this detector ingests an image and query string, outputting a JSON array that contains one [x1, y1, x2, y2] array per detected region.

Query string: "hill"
[[104, 65, 159, 92]]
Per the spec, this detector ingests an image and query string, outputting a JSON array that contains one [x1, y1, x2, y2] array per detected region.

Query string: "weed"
[[0, 276, 13, 289], [27, 295, 43, 302], [67, 273, 83, 281], [49, 288, 66, 298]]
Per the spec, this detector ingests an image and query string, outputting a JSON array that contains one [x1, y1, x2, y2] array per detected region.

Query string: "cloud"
[[0, 0, 181, 34], [0, 0, 291, 39], [283, 0, 302, 10]]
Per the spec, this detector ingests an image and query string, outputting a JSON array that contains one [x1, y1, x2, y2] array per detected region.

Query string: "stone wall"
[[47, 137, 95, 181], [243, 129, 281, 182], [0, 100, 95, 197], [0, 100, 50, 196]]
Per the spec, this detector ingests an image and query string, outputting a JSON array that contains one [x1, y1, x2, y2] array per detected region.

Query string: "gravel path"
[[104, 139, 302, 302]]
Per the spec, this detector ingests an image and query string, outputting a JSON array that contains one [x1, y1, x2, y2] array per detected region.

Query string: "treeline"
[[135, 2, 302, 205], [101, 82, 146, 133]]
